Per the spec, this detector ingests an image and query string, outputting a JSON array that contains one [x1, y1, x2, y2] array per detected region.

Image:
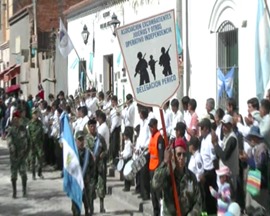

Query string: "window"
[[217, 21, 239, 111]]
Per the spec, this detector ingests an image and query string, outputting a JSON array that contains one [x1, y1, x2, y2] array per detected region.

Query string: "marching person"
[[135, 107, 151, 200], [85, 88, 98, 118], [122, 94, 135, 143], [170, 98, 183, 139], [152, 137, 202, 215], [109, 95, 121, 165], [120, 128, 133, 192], [27, 108, 44, 180], [148, 118, 165, 216], [72, 131, 95, 216], [7, 111, 29, 198], [85, 119, 107, 213]]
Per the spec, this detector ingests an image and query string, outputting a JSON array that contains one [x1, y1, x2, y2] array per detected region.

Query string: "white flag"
[[58, 18, 74, 58]]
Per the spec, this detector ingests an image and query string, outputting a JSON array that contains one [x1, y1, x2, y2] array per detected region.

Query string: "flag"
[[89, 53, 94, 73], [255, 0, 270, 100], [217, 66, 235, 98], [60, 112, 84, 212], [176, 21, 183, 55], [117, 52, 121, 67], [59, 18, 74, 58], [70, 57, 79, 69]]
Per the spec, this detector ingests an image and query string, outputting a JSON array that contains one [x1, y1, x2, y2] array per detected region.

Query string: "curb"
[[107, 169, 153, 216]]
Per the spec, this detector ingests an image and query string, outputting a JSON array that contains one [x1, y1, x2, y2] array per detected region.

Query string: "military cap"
[[75, 131, 85, 140]]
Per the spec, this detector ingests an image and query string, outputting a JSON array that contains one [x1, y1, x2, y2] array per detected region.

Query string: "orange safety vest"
[[149, 131, 161, 171]]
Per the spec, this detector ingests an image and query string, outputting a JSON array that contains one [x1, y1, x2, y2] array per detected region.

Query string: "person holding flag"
[[60, 112, 84, 215], [73, 131, 96, 216], [152, 137, 202, 215]]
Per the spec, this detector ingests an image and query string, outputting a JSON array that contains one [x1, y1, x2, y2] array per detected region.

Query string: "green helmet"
[[75, 131, 85, 140]]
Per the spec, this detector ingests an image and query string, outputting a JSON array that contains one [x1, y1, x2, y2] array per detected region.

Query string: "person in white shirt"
[[206, 98, 216, 117], [122, 94, 135, 143], [170, 98, 183, 139], [85, 88, 98, 118], [103, 91, 112, 111], [97, 112, 110, 150], [135, 107, 151, 200], [121, 129, 133, 192], [76, 106, 89, 134], [109, 95, 122, 165], [188, 136, 204, 182], [259, 99, 270, 148], [162, 100, 172, 137], [199, 118, 218, 214], [181, 96, 191, 139], [97, 91, 106, 110], [214, 108, 225, 149]]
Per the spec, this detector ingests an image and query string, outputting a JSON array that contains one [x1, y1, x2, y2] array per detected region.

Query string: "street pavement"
[[0, 140, 149, 216]]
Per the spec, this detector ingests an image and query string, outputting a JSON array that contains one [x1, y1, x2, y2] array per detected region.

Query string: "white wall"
[[187, 0, 261, 117]]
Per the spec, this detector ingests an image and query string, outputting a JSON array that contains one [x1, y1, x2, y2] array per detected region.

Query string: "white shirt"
[[121, 139, 133, 159], [170, 110, 184, 138], [183, 110, 191, 139], [215, 124, 223, 148], [77, 115, 89, 133], [200, 133, 216, 170], [86, 97, 98, 117], [103, 100, 111, 111], [110, 107, 122, 133], [259, 114, 270, 147], [148, 111, 155, 121], [98, 122, 110, 149], [188, 150, 204, 182], [163, 108, 173, 136], [136, 118, 151, 150], [123, 102, 135, 127]]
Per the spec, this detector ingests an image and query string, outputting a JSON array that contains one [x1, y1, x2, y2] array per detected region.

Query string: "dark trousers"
[[150, 171, 162, 216], [203, 168, 218, 214], [109, 126, 121, 164], [139, 154, 150, 199], [43, 133, 50, 165], [135, 172, 140, 193], [54, 139, 63, 170], [48, 136, 56, 165]]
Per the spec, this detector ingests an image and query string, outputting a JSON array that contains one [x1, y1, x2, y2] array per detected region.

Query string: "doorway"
[[103, 54, 114, 93]]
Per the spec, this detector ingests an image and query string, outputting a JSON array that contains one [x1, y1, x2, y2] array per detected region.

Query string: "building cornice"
[[0, 41, 9, 50], [9, 4, 32, 26], [64, 0, 127, 21]]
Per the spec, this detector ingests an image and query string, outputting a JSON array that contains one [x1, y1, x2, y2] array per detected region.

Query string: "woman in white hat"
[[209, 166, 232, 216]]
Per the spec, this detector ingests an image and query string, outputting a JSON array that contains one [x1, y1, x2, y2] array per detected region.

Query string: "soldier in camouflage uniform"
[[7, 110, 29, 198], [27, 108, 44, 180], [152, 138, 202, 216], [72, 131, 96, 216], [85, 118, 107, 213]]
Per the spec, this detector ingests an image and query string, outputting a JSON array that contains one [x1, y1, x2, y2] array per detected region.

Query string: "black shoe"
[[142, 196, 150, 201], [32, 176, 36, 180], [132, 190, 140, 195], [38, 174, 44, 179]]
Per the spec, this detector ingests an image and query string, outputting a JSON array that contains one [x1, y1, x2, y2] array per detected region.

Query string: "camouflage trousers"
[[71, 185, 93, 216], [96, 160, 106, 199], [10, 159, 27, 181], [31, 144, 44, 172]]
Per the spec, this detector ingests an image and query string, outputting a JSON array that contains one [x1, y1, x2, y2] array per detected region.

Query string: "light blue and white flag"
[[60, 112, 84, 212], [176, 21, 183, 55], [70, 58, 79, 69], [58, 18, 74, 58], [217, 66, 235, 98], [255, 0, 270, 100]]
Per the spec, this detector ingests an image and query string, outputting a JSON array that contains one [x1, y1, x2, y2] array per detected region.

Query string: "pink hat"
[[216, 166, 231, 176]]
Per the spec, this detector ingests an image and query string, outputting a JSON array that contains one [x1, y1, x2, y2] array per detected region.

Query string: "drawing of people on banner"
[[148, 55, 158, 80], [135, 52, 150, 86], [159, 45, 172, 77]]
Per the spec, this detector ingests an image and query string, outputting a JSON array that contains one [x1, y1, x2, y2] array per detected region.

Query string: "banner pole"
[[159, 109, 182, 216]]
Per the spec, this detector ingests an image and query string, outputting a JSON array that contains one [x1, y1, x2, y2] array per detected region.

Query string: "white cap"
[[221, 114, 233, 125]]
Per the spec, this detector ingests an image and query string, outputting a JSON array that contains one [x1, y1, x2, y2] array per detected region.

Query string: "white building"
[[64, 0, 179, 105], [185, 0, 270, 117], [64, 0, 270, 118]]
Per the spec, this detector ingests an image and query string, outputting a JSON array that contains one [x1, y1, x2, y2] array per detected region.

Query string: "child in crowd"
[[120, 129, 133, 191], [210, 166, 232, 216]]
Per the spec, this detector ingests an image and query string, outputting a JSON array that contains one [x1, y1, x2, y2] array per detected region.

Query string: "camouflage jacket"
[[27, 119, 44, 144], [152, 162, 202, 216], [78, 147, 96, 184], [85, 133, 107, 161], [7, 124, 29, 161]]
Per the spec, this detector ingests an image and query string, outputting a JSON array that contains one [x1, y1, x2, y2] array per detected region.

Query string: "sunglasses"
[[175, 152, 187, 157]]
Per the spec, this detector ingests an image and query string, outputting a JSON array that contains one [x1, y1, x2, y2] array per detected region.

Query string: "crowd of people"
[[2, 86, 270, 216]]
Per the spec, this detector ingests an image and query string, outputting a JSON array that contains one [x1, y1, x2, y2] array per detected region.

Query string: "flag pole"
[[264, 0, 270, 19], [159, 109, 182, 216]]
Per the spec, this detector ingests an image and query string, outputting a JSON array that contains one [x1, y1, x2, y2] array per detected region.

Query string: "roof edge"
[[9, 4, 32, 26]]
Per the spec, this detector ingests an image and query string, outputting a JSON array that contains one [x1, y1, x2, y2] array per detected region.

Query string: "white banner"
[[116, 10, 180, 108]]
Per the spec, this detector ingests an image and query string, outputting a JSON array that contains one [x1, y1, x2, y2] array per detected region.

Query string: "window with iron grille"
[[217, 21, 239, 111]]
